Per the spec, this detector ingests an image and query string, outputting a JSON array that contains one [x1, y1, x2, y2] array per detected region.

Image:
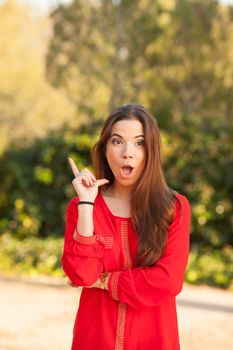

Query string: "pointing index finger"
[[68, 157, 79, 177]]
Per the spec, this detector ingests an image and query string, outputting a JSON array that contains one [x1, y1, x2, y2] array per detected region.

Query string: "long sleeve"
[[62, 197, 112, 286], [108, 194, 191, 309]]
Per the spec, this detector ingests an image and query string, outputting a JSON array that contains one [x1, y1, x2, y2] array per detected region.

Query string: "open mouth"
[[120, 166, 134, 176]]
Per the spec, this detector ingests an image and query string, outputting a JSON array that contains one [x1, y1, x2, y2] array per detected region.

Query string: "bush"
[[0, 122, 100, 239], [186, 245, 233, 290], [0, 233, 63, 277]]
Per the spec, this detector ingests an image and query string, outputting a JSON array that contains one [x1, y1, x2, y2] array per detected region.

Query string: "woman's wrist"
[[78, 200, 95, 206], [77, 201, 94, 236]]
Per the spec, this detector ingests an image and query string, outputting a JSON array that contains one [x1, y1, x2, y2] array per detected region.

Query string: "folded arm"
[[107, 194, 191, 309]]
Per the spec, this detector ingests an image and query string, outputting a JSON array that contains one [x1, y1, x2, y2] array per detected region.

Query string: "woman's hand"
[[66, 275, 109, 290], [67, 278, 100, 289], [68, 157, 109, 202]]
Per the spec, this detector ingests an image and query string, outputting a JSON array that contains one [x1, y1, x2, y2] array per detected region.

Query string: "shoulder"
[[67, 196, 79, 207], [174, 192, 190, 209], [66, 196, 79, 216], [172, 192, 191, 225]]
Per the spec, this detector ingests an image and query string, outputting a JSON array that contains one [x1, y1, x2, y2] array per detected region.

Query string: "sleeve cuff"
[[108, 271, 122, 301], [73, 229, 113, 249]]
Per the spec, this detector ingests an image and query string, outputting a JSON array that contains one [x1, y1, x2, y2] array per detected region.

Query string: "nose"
[[121, 142, 134, 159]]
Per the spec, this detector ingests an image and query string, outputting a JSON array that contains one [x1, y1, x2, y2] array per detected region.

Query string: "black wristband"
[[78, 201, 95, 207]]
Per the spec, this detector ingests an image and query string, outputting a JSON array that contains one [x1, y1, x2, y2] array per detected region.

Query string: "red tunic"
[[62, 192, 191, 350]]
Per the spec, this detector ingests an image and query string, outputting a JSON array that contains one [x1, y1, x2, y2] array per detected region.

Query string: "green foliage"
[[0, 123, 97, 239], [46, 0, 233, 124], [186, 245, 233, 290], [164, 117, 233, 251], [0, 233, 63, 277]]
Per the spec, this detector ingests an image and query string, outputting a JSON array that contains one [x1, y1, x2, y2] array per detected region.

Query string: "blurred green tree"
[[47, 0, 177, 114], [46, 0, 233, 251], [0, 0, 76, 154]]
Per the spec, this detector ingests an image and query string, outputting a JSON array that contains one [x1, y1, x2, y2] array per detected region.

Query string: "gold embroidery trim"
[[114, 220, 133, 350], [111, 272, 121, 300], [115, 303, 127, 350], [120, 221, 132, 270], [73, 229, 113, 249]]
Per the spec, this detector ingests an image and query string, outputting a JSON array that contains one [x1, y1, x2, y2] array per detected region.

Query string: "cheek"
[[106, 148, 118, 167], [139, 150, 146, 166]]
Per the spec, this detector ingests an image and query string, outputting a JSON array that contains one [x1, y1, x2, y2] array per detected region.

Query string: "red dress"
[[62, 192, 191, 350]]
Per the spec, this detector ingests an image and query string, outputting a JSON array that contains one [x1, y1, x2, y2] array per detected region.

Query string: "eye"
[[136, 139, 145, 147], [111, 138, 122, 145]]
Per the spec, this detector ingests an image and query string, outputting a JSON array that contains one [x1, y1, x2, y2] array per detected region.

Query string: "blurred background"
[[0, 0, 232, 348], [0, 0, 232, 288]]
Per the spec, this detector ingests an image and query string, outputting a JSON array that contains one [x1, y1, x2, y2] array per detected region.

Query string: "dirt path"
[[0, 276, 232, 350]]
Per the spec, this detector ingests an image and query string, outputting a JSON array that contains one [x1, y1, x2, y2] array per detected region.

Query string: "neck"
[[106, 182, 131, 200]]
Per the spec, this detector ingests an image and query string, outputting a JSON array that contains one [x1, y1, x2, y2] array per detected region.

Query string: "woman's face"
[[105, 119, 146, 187]]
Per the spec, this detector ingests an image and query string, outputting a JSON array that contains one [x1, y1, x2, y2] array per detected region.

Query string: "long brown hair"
[[92, 103, 176, 267]]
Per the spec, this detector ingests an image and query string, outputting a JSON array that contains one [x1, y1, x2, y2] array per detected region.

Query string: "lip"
[[121, 164, 134, 168]]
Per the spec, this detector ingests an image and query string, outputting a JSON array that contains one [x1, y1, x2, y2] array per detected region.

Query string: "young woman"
[[62, 103, 191, 350]]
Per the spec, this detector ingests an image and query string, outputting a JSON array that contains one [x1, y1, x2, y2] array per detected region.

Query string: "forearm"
[[76, 204, 94, 237], [67, 272, 110, 290]]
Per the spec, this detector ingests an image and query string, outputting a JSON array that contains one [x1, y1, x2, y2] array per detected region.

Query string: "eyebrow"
[[110, 133, 144, 138]]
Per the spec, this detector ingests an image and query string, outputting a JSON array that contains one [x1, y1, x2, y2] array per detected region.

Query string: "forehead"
[[110, 119, 144, 136]]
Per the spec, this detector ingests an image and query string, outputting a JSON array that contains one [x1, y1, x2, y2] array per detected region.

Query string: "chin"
[[118, 179, 136, 187]]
